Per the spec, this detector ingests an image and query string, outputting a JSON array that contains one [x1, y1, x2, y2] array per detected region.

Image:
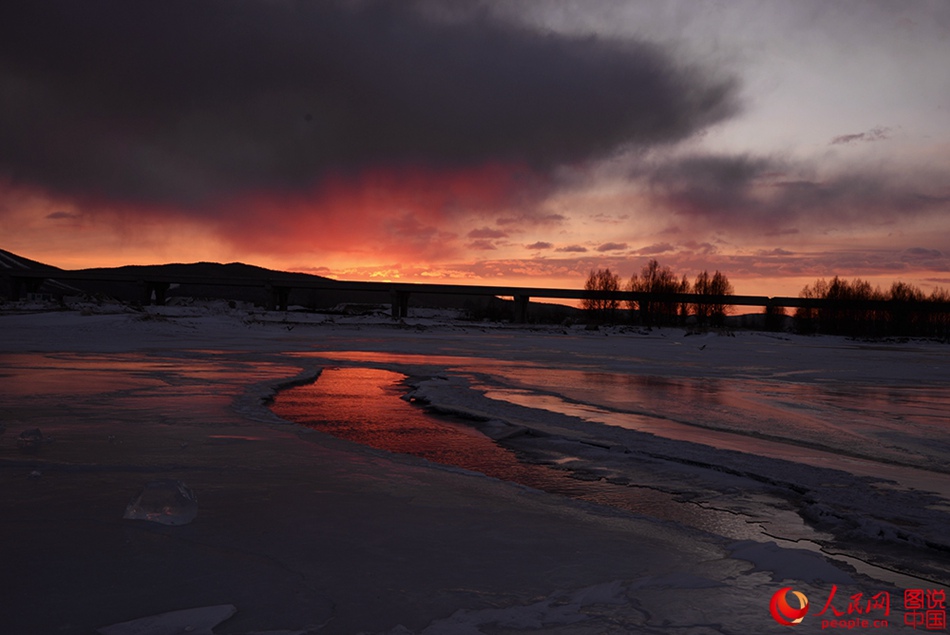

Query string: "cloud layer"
[[641, 152, 950, 234], [0, 0, 738, 212]]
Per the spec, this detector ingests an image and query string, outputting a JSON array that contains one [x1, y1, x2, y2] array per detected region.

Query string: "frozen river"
[[273, 351, 950, 590], [2, 307, 949, 634]]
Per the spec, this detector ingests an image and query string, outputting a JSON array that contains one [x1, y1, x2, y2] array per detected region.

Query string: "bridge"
[[4, 268, 950, 322]]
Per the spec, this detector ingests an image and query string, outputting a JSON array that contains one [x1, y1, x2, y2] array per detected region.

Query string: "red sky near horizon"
[[2, 2, 948, 298]]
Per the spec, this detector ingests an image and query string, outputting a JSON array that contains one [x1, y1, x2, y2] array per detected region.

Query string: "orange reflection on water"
[[271, 366, 770, 539], [0, 352, 301, 396], [0, 353, 169, 396], [274, 367, 514, 470]]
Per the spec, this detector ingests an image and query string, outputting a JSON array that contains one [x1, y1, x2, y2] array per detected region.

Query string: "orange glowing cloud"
[[0, 162, 554, 276], [211, 163, 549, 265]]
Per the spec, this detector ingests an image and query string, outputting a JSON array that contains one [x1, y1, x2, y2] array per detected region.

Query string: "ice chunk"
[[97, 604, 236, 635], [17, 428, 43, 452], [123, 479, 198, 526]]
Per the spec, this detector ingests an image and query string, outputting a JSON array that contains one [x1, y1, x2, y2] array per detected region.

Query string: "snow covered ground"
[[1, 299, 948, 634]]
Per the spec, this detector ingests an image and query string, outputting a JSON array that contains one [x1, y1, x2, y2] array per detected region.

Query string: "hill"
[[0, 248, 86, 299], [0, 249, 580, 321], [0, 248, 365, 308]]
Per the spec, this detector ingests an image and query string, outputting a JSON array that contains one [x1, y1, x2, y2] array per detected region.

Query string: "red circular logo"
[[770, 587, 809, 626]]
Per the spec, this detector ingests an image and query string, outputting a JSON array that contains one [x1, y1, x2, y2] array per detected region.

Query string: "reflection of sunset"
[[0, 352, 298, 398], [274, 367, 506, 463], [270, 367, 758, 538]]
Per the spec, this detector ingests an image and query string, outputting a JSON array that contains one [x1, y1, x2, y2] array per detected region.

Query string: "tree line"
[[794, 276, 950, 337], [583, 259, 733, 326], [583, 263, 950, 338]]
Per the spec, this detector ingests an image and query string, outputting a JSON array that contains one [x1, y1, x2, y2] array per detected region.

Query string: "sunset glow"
[[2, 1, 948, 298]]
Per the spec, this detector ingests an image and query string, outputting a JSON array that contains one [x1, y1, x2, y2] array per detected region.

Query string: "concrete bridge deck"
[[4, 268, 949, 321]]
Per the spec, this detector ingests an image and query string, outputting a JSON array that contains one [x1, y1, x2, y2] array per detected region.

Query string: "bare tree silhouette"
[[708, 270, 734, 326], [627, 259, 683, 326], [582, 268, 621, 322]]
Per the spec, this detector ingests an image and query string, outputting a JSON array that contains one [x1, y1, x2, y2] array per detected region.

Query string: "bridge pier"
[[10, 276, 45, 301], [513, 295, 529, 323], [266, 285, 291, 311], [142, 281, 170, 306], [391, 290, 410, 319]]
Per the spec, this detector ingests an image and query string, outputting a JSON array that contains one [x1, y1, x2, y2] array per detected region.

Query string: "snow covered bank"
[[404, 373, 950, 584]]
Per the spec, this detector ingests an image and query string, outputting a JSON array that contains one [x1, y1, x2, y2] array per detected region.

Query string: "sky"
[[2, 0, 949, 297]]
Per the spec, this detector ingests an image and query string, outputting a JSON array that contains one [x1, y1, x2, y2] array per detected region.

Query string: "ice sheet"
[[1, 304, 948, 634]]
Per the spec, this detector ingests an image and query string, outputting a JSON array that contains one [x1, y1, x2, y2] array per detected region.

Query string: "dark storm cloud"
[[644, 153, 950, 231], [0, 0, 739, 210]]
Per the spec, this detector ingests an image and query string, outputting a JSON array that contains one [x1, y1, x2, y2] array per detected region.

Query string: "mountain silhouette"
[[0, 248, 571, 319]]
